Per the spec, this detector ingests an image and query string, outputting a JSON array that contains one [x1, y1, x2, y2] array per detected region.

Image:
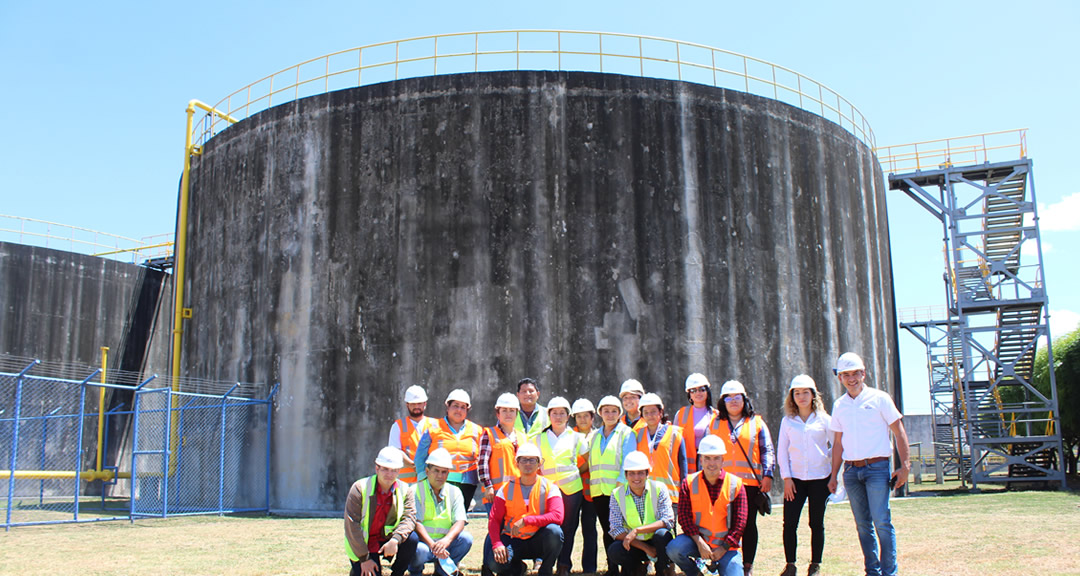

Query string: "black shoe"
[[779, 564, 796, 576], [806, 564, 820, 576]]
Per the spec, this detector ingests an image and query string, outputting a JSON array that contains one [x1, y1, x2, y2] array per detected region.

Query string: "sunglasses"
[[722, 395, 743, 403], [688, 387, 708, 394]]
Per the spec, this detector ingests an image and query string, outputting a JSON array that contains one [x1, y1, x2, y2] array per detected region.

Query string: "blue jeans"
[[666, 534, 742, 576], [843, 460, 897, 576], [408, 532, 474, 576], [483, 525, 564, 576], [606, 528, 673, 572]]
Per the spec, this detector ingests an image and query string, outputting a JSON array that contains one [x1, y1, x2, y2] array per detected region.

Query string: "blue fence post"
[[39, 407, 61, 507], [264, 383, 279, 513], [161, 388, 171, 519], [5, 360, 39, 531], [72, 370, 99, 522], [219, 383, 239, 516]]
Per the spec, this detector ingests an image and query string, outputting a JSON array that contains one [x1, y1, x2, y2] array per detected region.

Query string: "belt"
[[845, 457, 888, 467]]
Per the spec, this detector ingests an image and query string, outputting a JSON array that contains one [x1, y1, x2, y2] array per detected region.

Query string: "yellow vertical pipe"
[[98, 347, 108, 473], [173, 103, 196, 391]]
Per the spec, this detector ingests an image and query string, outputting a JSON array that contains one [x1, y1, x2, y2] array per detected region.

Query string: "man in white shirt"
[[827, 353, 910, 576]]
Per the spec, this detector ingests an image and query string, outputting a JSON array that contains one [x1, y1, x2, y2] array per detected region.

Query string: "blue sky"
[[2, 1, 1077, 413]]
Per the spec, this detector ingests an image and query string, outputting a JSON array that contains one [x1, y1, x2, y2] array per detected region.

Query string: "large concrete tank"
[[184, 71, 895, 512]]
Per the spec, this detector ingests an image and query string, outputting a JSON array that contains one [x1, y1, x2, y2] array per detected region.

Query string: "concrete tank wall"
[[185, 71, 896, 511]]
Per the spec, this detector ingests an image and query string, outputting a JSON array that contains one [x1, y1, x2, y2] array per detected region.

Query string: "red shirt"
[[677, 471, 748, 551], [368, 481, 396, 554], [487, 479, 565, 549]]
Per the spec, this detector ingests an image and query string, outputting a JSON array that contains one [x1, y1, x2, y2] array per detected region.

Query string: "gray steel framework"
[[890, 158, 1065, 487], [900, 319, 966, 481]]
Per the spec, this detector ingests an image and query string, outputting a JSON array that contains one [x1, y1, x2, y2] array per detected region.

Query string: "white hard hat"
[[571, 398, 595, 415], [495, 393, 521, 410], [445, 389, 471, 407], [596, 395, 623, 414], [375, 446, 405, 469], [622, 450, 652, 471], [720, 380, 746, 397], [639, 393, 664, 410], [789, 374, 818, 391], [426, 448, 454, 470], [697, 435, 727, 456], [685, 373, 711, 391], [404, 385, 428, 403], [834, 352, 866, 375], [619, 379, 645, 398], [515, 443, 542, 460], [548, 396, 572, 413]]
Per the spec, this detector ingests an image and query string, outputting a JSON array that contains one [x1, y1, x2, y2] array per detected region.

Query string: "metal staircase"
[[887, 138, 1066, 488]]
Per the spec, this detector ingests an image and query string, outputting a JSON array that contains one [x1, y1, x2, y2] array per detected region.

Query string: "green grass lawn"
[[2, 489, 1078, 575]]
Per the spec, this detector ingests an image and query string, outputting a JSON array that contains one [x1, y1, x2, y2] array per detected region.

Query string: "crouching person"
[[410, 448, 473, 576], [666, 436, 747, 576], [484, 443, 565, 576], [346, 447, 420, 576], [608, 451, 676, 576]]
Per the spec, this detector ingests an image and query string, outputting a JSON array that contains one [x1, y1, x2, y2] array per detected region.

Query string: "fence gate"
[[130, 387, 172, 518]]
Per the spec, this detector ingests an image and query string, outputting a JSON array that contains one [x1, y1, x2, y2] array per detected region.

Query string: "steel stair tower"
[[884, 133, 1066, 488]]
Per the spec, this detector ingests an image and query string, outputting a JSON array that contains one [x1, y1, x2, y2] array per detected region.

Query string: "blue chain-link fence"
[[1, 358, 277, 529]]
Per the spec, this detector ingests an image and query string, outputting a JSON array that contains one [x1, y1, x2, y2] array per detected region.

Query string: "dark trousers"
[[742, 485, 762, 566], [594, 495, 616, 566], [580, 497, 599, 572], [350, 531, 420, 576], [783, 477, 830, 564], [451, 481, 477, 513], [483, 525, 565, 576], [559, 490, 584, 569], [606, 528, 673, 571]]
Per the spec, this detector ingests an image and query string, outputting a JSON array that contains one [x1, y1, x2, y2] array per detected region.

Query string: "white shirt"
[[830, 386, 902, 461], [777, 411, 832, 481]]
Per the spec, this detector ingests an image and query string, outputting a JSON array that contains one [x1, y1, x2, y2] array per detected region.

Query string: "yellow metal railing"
[[190, 30, 875, 150], [875, 129, 1027, 174], [0, 214, 173, 263]]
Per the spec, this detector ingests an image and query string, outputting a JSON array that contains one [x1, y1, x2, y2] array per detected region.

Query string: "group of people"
[[345, 352, 911, 576]]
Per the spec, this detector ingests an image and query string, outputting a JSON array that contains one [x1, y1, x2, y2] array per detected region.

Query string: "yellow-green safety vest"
[[613, 480, 663, 540], [538, 429, 585, 495], [345, 476, 406, 562], [588, 423, 631, 497], [414, 479, 457, 540]]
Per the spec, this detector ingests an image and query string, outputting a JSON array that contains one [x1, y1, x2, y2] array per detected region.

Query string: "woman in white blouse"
[[777, 375, 832, 576]]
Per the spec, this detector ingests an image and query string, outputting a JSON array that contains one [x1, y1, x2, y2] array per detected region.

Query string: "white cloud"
[[1038, 192, 1080, 232], [1020, 240, 1050, 258], [1049, 308, 1080, 340]]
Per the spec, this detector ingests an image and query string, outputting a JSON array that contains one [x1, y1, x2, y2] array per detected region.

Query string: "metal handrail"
[[191, 30, 875, 150], [875, 129, 1027, 174], [0, 214, 173, 264]]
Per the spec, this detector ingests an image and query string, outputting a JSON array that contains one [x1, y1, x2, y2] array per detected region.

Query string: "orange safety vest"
[[623, 413, 647, 433], [634, 424, 684, 503], [710, 415, 765, 486], [575, 427, 594, 502], [673, 405, 718, 474], [396, 416, 433, 483], [688, 471, 743, 552], [501, 476, 557, 540], [485, 425, 526, 502], [429, 418, 482, 475]]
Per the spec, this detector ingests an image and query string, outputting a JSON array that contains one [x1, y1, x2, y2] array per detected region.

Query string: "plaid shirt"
[[478, 426, 519, 489], [677, 471, 747, 551]]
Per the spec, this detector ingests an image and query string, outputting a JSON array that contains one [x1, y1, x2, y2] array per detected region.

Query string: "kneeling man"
[[410, 448, 473, 576], [345, 446, 420, 576], [608, 450, 676, 576], [666, 435, 748, 576], [484, 443, 565, 576]]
